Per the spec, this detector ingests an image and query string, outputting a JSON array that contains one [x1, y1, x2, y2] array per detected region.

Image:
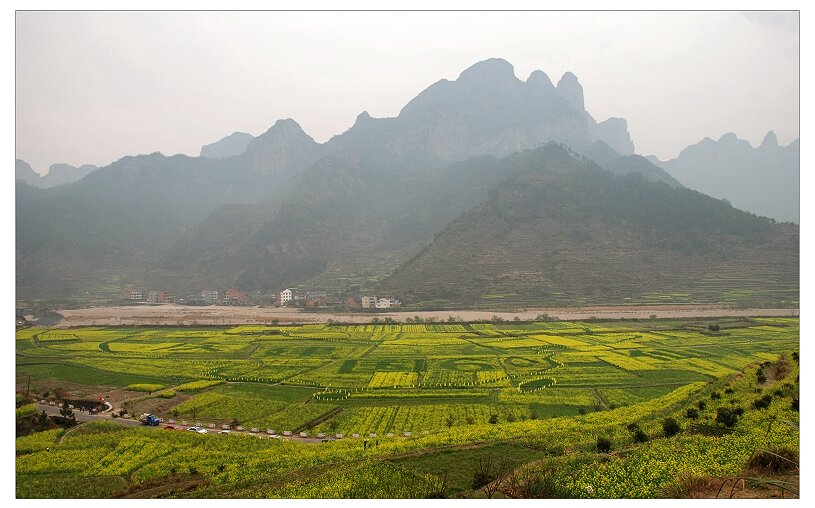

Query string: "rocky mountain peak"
[[525, 70, 555, 92], [596, 117, 635, 155], [246, 118, 320, 176], [555, 72, 584, 111], [760, 130, 778, 149], [354, 111, 372, 125], [456, 58, 519, 90]]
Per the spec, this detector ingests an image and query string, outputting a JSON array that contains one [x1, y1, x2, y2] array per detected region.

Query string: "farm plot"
[[368, 372, 419, 389], [314, 406, 397, 435], [16, 318, 799, 434], [596, 385, 681, 408]]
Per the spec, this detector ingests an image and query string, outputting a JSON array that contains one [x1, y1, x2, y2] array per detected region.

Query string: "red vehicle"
[[164, 425, 176, 430]]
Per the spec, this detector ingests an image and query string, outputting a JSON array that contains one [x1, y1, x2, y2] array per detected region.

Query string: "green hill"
[[381, 145, 798, 308]]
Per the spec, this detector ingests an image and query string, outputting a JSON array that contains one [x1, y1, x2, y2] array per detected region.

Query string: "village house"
[[279, 288, 306, 306], [146, 290, 174, 304], [223, 288, 249, 305], [361, 296, 401, 309], [375, 297, 401, 309], [122, 288, 147, 302], [201, 289, 220, 304]]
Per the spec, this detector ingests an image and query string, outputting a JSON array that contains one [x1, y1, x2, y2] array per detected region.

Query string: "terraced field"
[[16, 318, 798, 437]]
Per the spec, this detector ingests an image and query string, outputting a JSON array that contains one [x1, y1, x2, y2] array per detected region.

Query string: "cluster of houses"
[[360, 295, 402, 309], [121, 287, 401, 310], [121, 288, 250, 306], [276, 289, 400, 309]]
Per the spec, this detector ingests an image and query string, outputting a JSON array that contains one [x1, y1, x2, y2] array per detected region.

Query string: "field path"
[[53, 304, 798, 327]]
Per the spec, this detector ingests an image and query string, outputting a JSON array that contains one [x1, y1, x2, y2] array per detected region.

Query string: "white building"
[[361, 296, 377, 309], [279, 288, 294, 305], [375, 297, 401, 309]]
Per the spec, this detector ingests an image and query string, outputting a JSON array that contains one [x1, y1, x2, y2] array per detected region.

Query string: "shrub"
[[747, 447, 798, 473], [751, 394, 773, 410], [756, 368, 767, 384], [127, 383, 165, 392], [662, 417, 681, 437], [685, 408, 699, 420], [522, 467, 568, 498], [791, 398, 799, 412], [715, 407, 741, 428], [724, 387, 734, 395], [708, 323, 720, 332], [710, 391, 721, 400], [488, 414, 498, 424], [596, 437, 612, 453], [696, 400, 707, 410]]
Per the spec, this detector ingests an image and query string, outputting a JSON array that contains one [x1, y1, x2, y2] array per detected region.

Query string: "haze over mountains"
[[15, 58, 799, 307], [647, 132, 799, 223], [15, 159, 99, 188]]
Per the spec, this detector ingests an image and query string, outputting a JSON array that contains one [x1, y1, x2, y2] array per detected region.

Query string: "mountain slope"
[[200, 132, 254, 159], [381, 145, 798, 308], [323, 58, 634, 168], [15, 159, 99, 188]]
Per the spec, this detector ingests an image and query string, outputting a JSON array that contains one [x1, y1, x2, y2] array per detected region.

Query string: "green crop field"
[[16, 317, 799, 498]]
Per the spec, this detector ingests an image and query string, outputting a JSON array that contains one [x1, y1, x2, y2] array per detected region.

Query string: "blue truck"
[[139, 413, 161, 426]]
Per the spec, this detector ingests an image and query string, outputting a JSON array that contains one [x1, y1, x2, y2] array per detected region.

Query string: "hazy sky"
[[16, 10, 799, 174]]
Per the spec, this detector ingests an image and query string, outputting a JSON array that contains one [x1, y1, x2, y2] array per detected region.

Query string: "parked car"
[[186, 426, 207, 434], [164, 425, 176, 430], [218, 430, 230, 435]]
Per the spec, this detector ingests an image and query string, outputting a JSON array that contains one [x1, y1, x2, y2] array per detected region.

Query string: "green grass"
[[389, 443, 553, 495], [17, 362, 171, 387]]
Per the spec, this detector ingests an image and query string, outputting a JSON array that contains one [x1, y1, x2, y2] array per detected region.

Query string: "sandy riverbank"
[[53, 304, 798, 327]]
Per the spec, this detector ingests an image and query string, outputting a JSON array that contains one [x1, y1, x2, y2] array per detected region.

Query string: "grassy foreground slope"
[[16, 353, 798, 498], [16, 318, 799, 498]]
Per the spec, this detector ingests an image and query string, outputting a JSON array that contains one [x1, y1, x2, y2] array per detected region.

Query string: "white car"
[[187, 426, 207, 434], [218, 430, 230, 435]]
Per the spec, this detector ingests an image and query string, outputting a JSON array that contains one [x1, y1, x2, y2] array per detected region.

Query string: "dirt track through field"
[[53, 304, 798, 327]]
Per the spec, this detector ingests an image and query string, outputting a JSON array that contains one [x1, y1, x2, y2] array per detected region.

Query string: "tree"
[[59, 401, 76, 427], [708, 323, 720, 332], [662, 417, 681, 437], [596, 436, 612, 453], [471, 453, 510, 498], [36, 410, 49, 431], [715, 407, 742, 428], [626, 422, 648, 443]]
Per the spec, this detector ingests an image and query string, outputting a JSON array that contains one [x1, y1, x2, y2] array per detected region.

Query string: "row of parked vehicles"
[[140, 414, 232, 434]]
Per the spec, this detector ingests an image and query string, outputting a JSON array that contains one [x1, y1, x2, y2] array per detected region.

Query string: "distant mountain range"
[[646, 132, 799, 223], [15, 58, 799, 307], [15, 159, 99, 188]]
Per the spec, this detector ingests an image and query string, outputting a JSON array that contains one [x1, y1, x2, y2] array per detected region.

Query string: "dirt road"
[[33, 403, 331, 443], [54, 304, 798, 327]]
